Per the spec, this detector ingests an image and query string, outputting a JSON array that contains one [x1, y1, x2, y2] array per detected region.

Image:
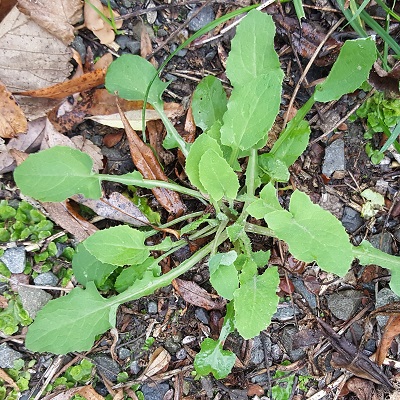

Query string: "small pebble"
[[130, 360, 141, 375], [116, 35, 131, 50], [188, 5, 215, 32], [1, 247, 26, 274], [90, 354, 121, 382], [147, 301, 158, 314], [195, 308, 209, 324], [175, 348, 187, 360], [34, 272, 58, 287], [18, 286, 52, 319], [126, 40, 141, 54], [164, 337, 181, 354], [141, 383, 170, 400], [71, 36, 86, 63], [157, 29, 168, 37], [120, 0, 133, 7], [118, 348, 131, 360], [182, 335, 196, 345], [0, 343, 22, 368]]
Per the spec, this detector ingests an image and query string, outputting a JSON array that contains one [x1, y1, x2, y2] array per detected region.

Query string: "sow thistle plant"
[[13, 10, 400, 378]]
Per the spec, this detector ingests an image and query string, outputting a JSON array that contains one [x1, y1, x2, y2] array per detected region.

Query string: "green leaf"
[[265, 191, 353, 276], [14, 147, 101, 202], [234, 267, 279, 339], [72, 243, 117, 287], [83, 226, 149, 266], [247, 183, 282, 219], [198, 149, 239, 201], [193, 338, 236, 379], [226, 10, 281, 87], [209, 251, 239, 300], [259, 120, 311, 182], [185, 134, 223, 193], [192, 76, 227, 131], [314, 38, 376, 102], [352, 240, 400, 270], [220, 74, 283, 151], [25, 282, 114, 354], [105, 54, 168, 107], [114, 258, 160, 293]]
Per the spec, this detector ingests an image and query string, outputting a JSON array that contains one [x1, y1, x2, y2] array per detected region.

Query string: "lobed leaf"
[[25, 282, 114, 354], [314, 38, 376, 102], [105, 54, 168, 107], [247, 183, 282, 219], [198, 149, 239, 202], [83, 225, 149, 266], [234, 267, 279, 339], [265, 191, 353, 276], [192, 76, 227, 131], [14, 146, 102, 202]]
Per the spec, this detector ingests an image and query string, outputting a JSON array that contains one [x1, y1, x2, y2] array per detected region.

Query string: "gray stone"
[[147, 301, 157, 314], [272, 303, 301, 322], [188, 5, 215, 32], [376, 288, 400, 327], [18, 286, 52, 319], [281, 325, 305, 361], [195, 308, 209, 324], [157, 29, 168, 37], [0, 343, 22, 368], [271, 343, 282, 361], [90, 354, 121, 382], [164, 337, 180, 354], [175, 348, 187, 360], [326, 290, 363, 321], [118, 348, 131, 360], [34, 272, 58, 287], [322, 139, 345, 178], [120, 0, 133, 8], [130, 360, 141, 375], [1, 247, 26, 273], [342, 207, 364, 233], [292, 277, 317, 309], [116, 35, 131, 50], [250, 335, 270, 365], [126, 40, 141, 54], [71, 36, 86, 63], [141, 382, 170, 400], [370, 232, 393, 255]]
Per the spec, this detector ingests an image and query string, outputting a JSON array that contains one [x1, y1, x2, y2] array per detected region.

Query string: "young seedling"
[[13, 10, 400, 379]]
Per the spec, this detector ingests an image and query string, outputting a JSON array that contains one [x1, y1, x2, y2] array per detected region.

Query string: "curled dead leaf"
[[138, 347, 170, 381], [0, 81, 27, 138]]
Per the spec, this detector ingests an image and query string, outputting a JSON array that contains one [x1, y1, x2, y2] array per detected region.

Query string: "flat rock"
[[376, 288, 400, 327], [18, 286, 52, 319], [0, 343, 22, 368], [0, 247, 26, 273], [370, 232, 393, 255], [34, 272, 58, 287], [249, 335, 270, 366], [322, 139, 345, 178], [292, 277, 317, 309], [188, 5, 215, 31], [272, 303, 301, 322], [341, 207, 363, 233], [90, 354, 121, 382], [326, 290, 363, 321], [281, 325, 305, 361], [141, 382, 170, 400]]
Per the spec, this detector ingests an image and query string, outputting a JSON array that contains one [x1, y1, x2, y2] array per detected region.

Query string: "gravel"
[[1, 247, 26, 273], [0, 343, 22, 368]]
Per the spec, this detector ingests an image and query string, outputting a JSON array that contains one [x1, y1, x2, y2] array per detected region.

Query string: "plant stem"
[[157, 211, 206, 229], [244, 222, 276, 238]]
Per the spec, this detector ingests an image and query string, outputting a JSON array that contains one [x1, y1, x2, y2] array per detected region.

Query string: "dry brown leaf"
[[342, 377, 376, 400], [139, 347, 171, 381], [117, 102, 185, 216], [42, 201, 98, 243], [84, 0, 122, 45], [17, 69, 106, 99], [0, 6, 72, 119], [17, 0, 82, 45], [376, 314, 400, 366], [44, 385, 105, 400], [172, 278, 227, 310], [0, 117, 45, 174], [369, 61, 400, 98], [0, 80, 27, 138], [0, 0, 16, 21], [71, 192, 150, 227], [0, 368, 18, 390], [141, 23, 157, 68]]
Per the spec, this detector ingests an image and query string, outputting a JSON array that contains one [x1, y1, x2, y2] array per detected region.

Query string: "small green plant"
[[354, 91, 400, 164], [0, 359, 34, 400], [0, 293, 32, 335], [0, 200, 53, 242], [12, 10, 400, 380]]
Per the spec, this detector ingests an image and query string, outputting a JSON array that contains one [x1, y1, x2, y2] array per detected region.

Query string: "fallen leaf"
[[87, 89, 184, 130], [369, 61, 400, 98], [0, 0, 16, 21], [141, 23, 157, 68], [0, 296, 7, 309], [376, 314, 400, 366], [0, 6, 72, 119], [0, 117, 45, 174], [16, 69, 106, 99], [117, 102, 185, 216], [0, 80, 27, 138], [147, 120, 175, 165], [71, 192, 150, 227], [139, 347, 170, 381], [103, 131, 123, 147], [172, 278, 227, 310], [17, 0, 82, 45], [42, 201, 98, 243], [84, 0, 122, 45], [342, 377, 375, 400], [44, 385, 105, 400]]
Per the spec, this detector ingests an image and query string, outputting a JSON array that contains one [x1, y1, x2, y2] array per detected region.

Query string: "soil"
[[1, 1, 400, 399]]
